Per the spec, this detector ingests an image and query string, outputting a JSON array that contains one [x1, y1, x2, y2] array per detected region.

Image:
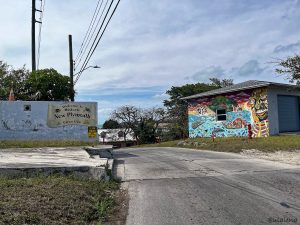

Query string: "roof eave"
[[181, 83, 271, 100]]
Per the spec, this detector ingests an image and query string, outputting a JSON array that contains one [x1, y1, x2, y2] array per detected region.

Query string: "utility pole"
[[69, 34, 75, 102], [31, 0, 36, 71]]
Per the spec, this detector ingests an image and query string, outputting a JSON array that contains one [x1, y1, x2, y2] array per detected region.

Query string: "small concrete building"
[[182, 80, 300, 138], [98, 128, 137, 148]]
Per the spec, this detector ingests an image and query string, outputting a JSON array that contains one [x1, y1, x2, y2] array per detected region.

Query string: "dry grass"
[[0, 175, 123, 225], [0, 140, 97, 149], [136, 136, 300, 153]]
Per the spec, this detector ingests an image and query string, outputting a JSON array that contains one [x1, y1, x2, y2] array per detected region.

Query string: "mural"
[[188, 88, 269, 138]]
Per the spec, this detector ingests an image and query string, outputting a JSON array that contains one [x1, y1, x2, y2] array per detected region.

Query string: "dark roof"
[[182, 80, 298, 100]]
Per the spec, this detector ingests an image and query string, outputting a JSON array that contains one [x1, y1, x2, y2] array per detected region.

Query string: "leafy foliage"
[[0, 60, 72, 101], [275, 55, 300, 84], [111, 106, 167, 144], [102, 119, 120, 129], [0, 61, 30, 100], [26, 68, 72, 101], [209, 78, 234, 88]]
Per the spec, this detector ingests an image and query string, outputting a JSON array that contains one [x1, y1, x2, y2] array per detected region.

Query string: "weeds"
[[136, 136, 300, 152], [0, 175, 120, 225], [0, 140, 97, 149]]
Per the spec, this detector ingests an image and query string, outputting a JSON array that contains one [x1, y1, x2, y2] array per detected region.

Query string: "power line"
[[37, 0, 46, 69], [75, 0, 108, 70], [75, 0, 109, 71], [74, 0, 103, 64], [75, 0, 115, 82], [75, 0, 121, 84]]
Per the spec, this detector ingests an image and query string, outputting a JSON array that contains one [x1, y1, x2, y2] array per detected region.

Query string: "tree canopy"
[[209, 78, 234, 88], [0, 60, 72, 101], [26, 68, 72, 101], [275, 55, 300, 85], [102, 119, 120, 129], [0, 61, 30, 100], [111, 106, 167, 144]]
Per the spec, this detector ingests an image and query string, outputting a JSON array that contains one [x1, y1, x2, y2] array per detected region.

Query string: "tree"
[[0, 61, 72, 101], [209, 78, 234, 88], [145, 107, 168, 133], [163, 78, 234, 139], [100, 131, 107, 144], [138, 107, 168, 143], [111, 106, 167, 144], [275, 55, 300, 85], [0, 61, 30, 100], [111, 106, 141, 143], [26, 68, 72, 101], [102, 119, 120, 129]]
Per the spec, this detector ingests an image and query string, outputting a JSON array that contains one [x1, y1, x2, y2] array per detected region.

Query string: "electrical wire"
[[75, 0, 114, 82], [75, 0, 109, 71], [75, 0, 121, 84], [37, 0, 46, 70], [74, 0, 103, 64]]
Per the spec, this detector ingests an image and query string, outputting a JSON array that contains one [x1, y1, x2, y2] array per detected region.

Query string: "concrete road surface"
[[113, 147, 300, 225]]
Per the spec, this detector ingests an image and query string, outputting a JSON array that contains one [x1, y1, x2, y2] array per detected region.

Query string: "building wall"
[[0, 101, 98, 142], [188, 87, 269, 138], [267, 85, 300, 135], [98, 128, 136, 143]]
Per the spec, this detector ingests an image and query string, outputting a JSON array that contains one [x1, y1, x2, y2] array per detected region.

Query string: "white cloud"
[[1, 0, 299, 122], [152, 93, 169, 101]]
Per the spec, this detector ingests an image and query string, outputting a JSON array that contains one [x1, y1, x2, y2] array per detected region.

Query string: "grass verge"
[[136, 136, 300, 153], [0, 140, 97, 149], [0, 175, 127, 225]]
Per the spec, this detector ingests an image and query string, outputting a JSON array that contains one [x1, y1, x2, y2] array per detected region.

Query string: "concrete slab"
[[0, 147, 110, 180], [84, 145, 114, 159]]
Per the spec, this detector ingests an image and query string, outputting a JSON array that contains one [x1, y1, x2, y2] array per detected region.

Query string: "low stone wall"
[[0, 147, 112, 180], [0, 166, 108, 180]]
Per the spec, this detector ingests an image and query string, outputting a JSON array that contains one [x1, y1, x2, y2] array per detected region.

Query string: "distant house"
[[156, 123, 170, 134], [98, 128, 137, 148], [182, 80, 300, 138]]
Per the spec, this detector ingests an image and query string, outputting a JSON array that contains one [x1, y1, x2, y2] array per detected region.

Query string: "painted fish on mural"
[[225, 118, 247, 129], [212, 128, 225, 133], [191, 121, 204, 129]]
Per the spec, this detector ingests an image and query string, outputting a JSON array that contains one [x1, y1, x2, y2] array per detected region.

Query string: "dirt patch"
[[104, 188, 129, 225], [241, 149, 300, 166]]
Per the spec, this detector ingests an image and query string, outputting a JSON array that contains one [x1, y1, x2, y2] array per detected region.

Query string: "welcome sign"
[[47, 103, 97, 127]]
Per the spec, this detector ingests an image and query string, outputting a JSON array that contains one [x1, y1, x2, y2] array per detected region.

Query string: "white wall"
[[0, 101, 98, 142]]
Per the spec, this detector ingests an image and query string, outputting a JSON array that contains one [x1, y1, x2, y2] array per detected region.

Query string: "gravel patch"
[[241, 149, 300, 166]]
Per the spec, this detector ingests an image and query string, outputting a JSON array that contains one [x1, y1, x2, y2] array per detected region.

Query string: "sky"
[[0, 0, 300, 124]]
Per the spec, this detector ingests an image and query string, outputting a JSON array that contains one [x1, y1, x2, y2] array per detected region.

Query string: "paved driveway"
[[114, 147, 300, 225]]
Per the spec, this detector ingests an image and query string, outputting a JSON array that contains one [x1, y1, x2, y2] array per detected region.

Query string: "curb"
[[83, 146, 114, 159], [0, 166, 107, 180]]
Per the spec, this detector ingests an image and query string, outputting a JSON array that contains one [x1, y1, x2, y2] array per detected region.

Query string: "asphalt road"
[[113, 147, 300, 225]]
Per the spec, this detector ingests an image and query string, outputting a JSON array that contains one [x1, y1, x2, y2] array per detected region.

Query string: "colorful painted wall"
[[188, 88, 269, 138]]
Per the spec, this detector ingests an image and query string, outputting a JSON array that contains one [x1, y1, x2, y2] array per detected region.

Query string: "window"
[[216, 109, 226, 121]]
